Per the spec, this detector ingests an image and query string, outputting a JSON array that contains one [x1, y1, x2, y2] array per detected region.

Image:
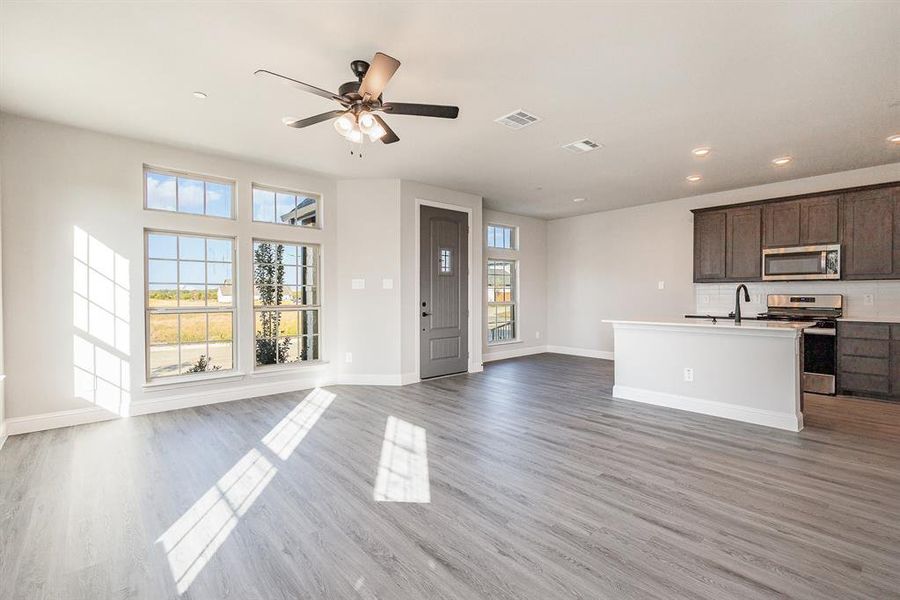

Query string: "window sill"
[[250, 361, 331, 378], [487, 339, 521, 347], [143, 370, 245, 390]]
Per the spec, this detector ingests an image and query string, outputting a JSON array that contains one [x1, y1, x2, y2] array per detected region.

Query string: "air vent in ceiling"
[[562, 139, 603, 154], [494, 109, 541, 130]]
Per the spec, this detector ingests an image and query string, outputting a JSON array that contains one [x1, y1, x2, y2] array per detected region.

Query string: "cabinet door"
[[727, 206, 762, 280], [892, 341, 900, 398], [800, 195, 840, 245], [842, 188, 895, 278], [763, 200, 800, 247], [694, 211, 727, 281]]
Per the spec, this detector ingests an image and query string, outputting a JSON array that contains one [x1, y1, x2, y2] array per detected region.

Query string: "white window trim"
[[251, 238, 323, 372], [486, 258, 519, 345], [144, 229, 238, 382], [143, 164, 237, 220], [486, 223, 518, 251], [251, 182, 324, 230]]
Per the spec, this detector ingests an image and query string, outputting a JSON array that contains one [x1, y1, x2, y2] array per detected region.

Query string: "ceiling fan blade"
[[358, 52, 401, 100], [382, 102, 459, 119], [283, 110, 347, 129], [254, 69, 343, 103], [372, 114, 400, 144]]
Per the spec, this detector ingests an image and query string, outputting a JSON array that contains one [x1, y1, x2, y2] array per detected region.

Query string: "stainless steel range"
[[757, 294, 843, 395]]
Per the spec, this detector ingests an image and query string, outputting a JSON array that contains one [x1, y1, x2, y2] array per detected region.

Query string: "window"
[[146, 231, 235, 379], [252, 184, 320, 228], [487, 224, 516, 250], [144, 166, 234, 218], [440, 248, 453, 274], [487, 259, 517, 343], [253, 240, 320, 367]]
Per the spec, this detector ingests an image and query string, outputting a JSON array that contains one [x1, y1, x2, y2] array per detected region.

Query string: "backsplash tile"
[[694, 280, 900, 319]]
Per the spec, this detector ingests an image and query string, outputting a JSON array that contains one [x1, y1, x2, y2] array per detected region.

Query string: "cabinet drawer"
[[892, 324, 900, 340], [839, 338, 890, 358], [840, 373, 891, 395], [840, 355, 889, 376], [839, 322, 890, 340]]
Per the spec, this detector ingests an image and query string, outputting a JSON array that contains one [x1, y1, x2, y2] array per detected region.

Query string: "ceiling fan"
[[255, 52, 459, 145]]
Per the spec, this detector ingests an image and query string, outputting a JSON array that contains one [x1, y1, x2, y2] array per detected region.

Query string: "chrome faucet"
[[734, 284, 750, 324]]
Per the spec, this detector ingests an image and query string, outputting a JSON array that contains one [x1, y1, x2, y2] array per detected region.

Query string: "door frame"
[[414, 198, 476, 381]]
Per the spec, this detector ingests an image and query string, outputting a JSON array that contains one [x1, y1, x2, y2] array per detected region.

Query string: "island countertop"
[[604, 319, 813, 335]]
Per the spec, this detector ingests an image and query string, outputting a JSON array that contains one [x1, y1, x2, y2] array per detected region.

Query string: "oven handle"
[[803, 328, 836, 336]]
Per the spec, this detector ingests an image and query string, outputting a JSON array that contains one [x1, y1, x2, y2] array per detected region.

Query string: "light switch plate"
[[683, 368, 694, 382], [657, 281, 665, 290], [864, 293, 875, 306], [351, 278, 365, 290], [382, 278, 393, 289], [345, 352, 353, 363]]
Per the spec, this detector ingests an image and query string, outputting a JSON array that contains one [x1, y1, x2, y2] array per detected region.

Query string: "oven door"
[[763, 245, 841, 281], [803, 328, 836, 395]]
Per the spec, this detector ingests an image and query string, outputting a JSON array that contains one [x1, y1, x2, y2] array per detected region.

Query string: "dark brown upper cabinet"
[[842, 186, 899, 279], [693, 210, 727, 281], [726, 205, 762, 280], [693, 205, 761, 282], [763, 195, 840, 248]]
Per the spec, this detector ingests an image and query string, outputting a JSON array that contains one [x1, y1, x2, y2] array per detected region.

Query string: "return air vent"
[[562, 139, 603, 154], [494, 109, 541, 130]]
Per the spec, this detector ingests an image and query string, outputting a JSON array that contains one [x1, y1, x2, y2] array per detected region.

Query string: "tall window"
[[144, 166, 234, 219], [253, 240, 320, 366], [145, 231, 235, 379], [487, 259, 517, 343], [487, 224, 516, 250], [252, 184, 320, 228]]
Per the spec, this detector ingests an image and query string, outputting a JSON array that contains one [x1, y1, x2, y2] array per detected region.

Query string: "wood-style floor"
[[1, 353, 899, 600]]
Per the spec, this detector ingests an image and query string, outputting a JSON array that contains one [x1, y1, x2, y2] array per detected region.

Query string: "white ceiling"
[[2, 2, 898, 219]]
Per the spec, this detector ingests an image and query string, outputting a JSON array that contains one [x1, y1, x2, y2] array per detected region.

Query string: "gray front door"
[[420, 206, 469, 379]]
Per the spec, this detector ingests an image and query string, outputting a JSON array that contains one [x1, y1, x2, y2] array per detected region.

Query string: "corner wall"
[[547, 162, 900, 356]]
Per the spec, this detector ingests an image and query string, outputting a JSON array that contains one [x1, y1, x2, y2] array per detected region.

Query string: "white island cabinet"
[[604, 320, 810, 431]]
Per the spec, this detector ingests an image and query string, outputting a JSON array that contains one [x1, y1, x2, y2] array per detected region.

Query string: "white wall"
[[400, 180, 483, 381], [0, 113, 339, 427], [483, 209, 548, 361], [548, 162, 900, 356], [0, 165, 5, 447], [335, 179, 403, 383]]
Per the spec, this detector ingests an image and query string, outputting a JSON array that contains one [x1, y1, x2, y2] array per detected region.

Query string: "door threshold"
[[420, 370, 468, 382]]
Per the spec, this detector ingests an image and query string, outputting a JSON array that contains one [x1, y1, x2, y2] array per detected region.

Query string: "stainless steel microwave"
[[762, 244, 841, 281]]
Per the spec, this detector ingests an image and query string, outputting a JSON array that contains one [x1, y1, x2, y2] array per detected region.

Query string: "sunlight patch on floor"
[[373, 416, 431, 503], [262, 387, 335, 460], [157, 449, 277, 594]]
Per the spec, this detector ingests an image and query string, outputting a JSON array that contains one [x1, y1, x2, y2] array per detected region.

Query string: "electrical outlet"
[[683, 368, 694, 382], [753, 293, 762, 304], [657, 280, 665, 290], [345, 352, 353, 363], [864, 293, 875, 306], [535, 331, 541, 340], [701, 295, 710, 305]]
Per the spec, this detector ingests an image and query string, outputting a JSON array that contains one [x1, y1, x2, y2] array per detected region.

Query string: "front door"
[[420, 206, 468, 379]]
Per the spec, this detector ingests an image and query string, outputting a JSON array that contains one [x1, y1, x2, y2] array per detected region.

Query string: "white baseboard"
[[338, 373, 405, 386], [5, 405, 120, 436], [546, 345, 614, 360], [612, 384, 802, 432], [483, 344, 548, 362], [0, 420, 7, 451], [400, 372, 420, 386]]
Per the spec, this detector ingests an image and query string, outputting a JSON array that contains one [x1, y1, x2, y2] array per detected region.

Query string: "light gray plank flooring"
[[1, 353, 899, 599]]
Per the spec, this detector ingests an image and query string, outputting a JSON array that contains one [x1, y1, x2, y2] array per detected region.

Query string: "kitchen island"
[[605, 319, 810, 431]]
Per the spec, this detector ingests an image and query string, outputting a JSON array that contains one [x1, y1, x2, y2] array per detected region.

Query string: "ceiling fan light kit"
[[256, 52, 459, 149]]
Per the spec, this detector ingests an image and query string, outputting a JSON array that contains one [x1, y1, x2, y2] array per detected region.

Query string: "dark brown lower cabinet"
[[837, 321, 900, 400]]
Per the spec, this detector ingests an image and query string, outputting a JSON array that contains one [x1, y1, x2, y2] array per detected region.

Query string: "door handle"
[[422, 311, 432, 317]]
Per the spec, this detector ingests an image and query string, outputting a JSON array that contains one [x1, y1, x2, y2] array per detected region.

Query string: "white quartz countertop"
[[838, 317, 900, 324], [604, 319, 813, 335]]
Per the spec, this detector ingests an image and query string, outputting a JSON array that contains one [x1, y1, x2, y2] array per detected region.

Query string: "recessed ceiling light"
[[887, 134, 900, 144], [573, 197, 585, 203], [691, 147, 711, 157], [772, 156, 792, 166], [192, 91, 208, 99], [686, 175, 702, 183]]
